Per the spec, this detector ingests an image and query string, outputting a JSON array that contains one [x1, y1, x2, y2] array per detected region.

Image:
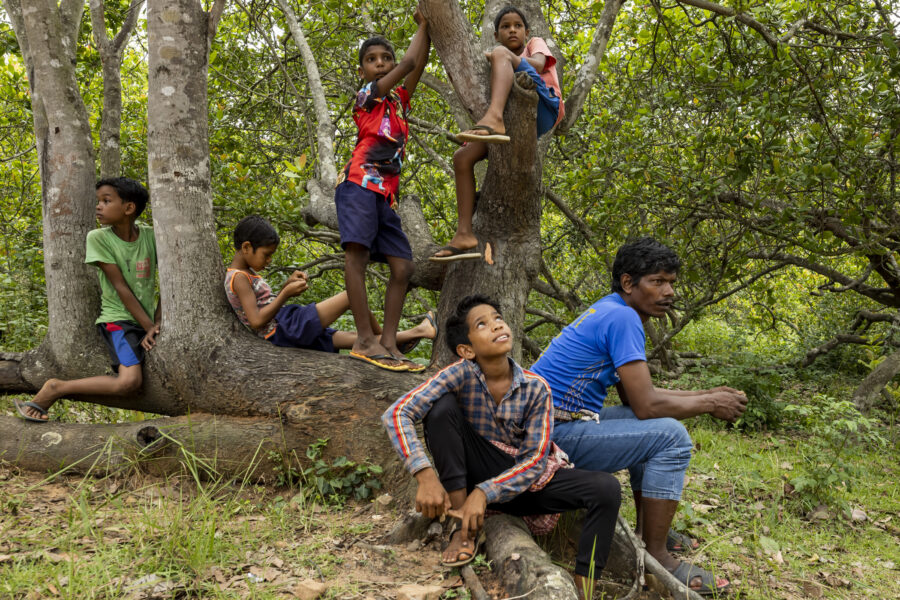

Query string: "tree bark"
[[0, 413, 411, 486], [3, 0, 109, 382], [853, 347, 900, 412]]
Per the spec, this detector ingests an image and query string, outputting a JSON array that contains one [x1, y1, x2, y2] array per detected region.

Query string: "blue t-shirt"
[[531, 293, 646, 413]]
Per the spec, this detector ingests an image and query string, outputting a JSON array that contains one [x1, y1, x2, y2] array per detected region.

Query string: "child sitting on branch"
[[431, 5, 564, 262], [382, 295, 619, 599], [225, 215, 435, 355], [16, 178, 160, 422]]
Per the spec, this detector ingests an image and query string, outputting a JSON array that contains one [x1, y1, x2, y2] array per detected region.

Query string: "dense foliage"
[[1, 0, 897, 404]]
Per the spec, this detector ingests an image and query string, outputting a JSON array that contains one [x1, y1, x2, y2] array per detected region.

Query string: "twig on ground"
[[460, 564, 490, 600]]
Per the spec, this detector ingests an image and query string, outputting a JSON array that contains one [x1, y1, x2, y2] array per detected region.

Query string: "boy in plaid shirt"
[[383, 295, 621, 597]]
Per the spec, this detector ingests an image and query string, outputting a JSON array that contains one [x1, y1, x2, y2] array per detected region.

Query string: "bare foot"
[[413, 311, 437, 339], [432, 233, 478, 259], [442, 528, 474, 564], [26, 379, 62, 420]]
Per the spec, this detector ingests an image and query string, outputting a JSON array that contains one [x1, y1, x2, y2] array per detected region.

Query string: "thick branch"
[[558, 0, 625, 133], [801, 334, 869, 367], [276, 0, 337, 188], [419, 0, 489, 118], [852, 347, 900, 412]]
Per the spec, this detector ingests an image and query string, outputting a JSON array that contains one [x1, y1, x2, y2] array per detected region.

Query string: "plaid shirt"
[[382, 358, 554, 504]]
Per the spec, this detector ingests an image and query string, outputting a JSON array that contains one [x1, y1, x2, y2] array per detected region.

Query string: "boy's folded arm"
[[402, 19, 430, 97], [98, 262, 155, 331], [231, 270, 289, 331], [524, 52, 547, 73], [374, 19, 430, 98]]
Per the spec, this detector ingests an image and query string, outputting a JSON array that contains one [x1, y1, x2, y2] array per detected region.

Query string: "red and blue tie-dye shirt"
[[340, 82, 411, 207]]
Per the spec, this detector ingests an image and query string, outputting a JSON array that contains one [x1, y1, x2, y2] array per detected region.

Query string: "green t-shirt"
[[84, 223, 158, 326]]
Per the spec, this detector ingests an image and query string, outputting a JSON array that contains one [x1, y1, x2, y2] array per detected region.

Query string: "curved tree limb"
[[557, 0, 625, 134], [801, 334, 869, 367], [853, 347, 900, 412]]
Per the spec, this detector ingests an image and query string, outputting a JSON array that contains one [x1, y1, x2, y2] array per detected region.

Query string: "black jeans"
[[423, 393, 622, 577]]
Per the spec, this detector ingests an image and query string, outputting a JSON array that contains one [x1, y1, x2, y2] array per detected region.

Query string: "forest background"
[[0, 0, 899, 598]]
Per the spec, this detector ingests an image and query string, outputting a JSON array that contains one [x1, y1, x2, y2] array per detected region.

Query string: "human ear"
[[240, 241, 254, 254], [123, 201, 136, 216], [620, 274, 634, 294], [456, 343, 476, 360]]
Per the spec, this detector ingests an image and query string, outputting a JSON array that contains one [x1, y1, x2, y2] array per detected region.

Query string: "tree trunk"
[[852, 347, 900, 412], [3, 0, 108, 382]]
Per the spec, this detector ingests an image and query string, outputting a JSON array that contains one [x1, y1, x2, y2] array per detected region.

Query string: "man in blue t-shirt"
[[532, 237, 747, 597]]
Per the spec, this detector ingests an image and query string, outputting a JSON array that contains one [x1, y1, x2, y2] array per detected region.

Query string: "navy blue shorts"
[[515, 59, 561, 138], [98, 321, 145, 369], [269, 303, 337, 353], [334, 180, 413, 263]]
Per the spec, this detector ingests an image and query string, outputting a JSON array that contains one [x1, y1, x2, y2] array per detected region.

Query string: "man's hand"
[[448, 488, 487, 543], [141, 324, 160, 351], [710, 390, 748, 422], [414, 468, 451, 518]]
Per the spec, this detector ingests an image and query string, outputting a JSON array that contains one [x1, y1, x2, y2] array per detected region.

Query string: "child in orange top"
[[226, 215, 435, 355], [432, 6, 564, 262]]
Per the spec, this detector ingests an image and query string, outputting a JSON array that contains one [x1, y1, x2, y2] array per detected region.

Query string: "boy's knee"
[[393, 259, 414, 282], [116, 367, 142, 394], [423, 393, 459, 427], [586, 472, 622, 508], [660, 418, 692, 451]]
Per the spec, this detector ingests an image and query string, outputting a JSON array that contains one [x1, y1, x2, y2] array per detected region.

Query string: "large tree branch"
[[749, 251, 899, 308], [557, 0, 625, 134], [276, 0, 337, 187], [419, 0, 489, 118], [801, 334, 870, 367]]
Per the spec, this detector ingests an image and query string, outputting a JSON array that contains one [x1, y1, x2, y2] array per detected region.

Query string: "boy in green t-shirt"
[[16, 178, 160, 422]]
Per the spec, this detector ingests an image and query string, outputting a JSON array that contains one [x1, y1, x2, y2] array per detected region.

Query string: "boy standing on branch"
[[335, 8, 430, 372], [431, 5, 564, 262], [383, 295, 620, 599], [531, 237, 747, 597]]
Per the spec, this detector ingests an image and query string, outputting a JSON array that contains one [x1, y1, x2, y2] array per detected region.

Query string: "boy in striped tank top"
[[225, 215, 435, 355]]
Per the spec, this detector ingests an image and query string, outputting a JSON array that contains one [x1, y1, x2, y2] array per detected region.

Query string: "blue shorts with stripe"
[[98, 321, 145, 369]]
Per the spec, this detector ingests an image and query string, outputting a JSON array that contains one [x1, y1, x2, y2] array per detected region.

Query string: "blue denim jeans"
[[552, 406, 692, 501]]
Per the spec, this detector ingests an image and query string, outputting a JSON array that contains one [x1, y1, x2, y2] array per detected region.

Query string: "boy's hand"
[[414, 468, 451, 518], [141, 324, 160, 351], [448, 488, 487, 542], [413, 6, 426, 26], [281, 271, 308, 297], [515, 70, 536, 90]]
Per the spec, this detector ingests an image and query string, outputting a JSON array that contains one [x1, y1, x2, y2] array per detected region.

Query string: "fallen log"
[[0, 414, 412, 494]]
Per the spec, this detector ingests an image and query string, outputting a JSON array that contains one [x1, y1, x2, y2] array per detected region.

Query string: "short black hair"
[[233, 215, 280, 250], [445, 294, 503, 356], [359, 36, 395, 65], [96, 177, 149, 217], [611, 237, 681, 293], [494, 6, 529, 32]]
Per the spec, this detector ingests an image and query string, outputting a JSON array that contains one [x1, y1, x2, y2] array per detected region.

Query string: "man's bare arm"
[[616, 361, 747, 422]]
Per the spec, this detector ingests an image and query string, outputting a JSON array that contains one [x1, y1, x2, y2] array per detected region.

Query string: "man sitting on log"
[[382, 294, 621, 598], [531, 237, 747, 597]]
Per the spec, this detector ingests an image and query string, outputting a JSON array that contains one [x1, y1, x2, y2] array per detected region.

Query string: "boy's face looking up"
[[240, 242, 278, 272], [358, 44, 396, 83], [95, 185, 134, 225], [494, 12, 528, 53], [457, 304, 513, 361]]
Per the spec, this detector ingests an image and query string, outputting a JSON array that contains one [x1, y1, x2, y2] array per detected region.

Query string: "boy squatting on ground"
[[430, 5, 564, 262], [16, 178, 160, 422], [225, 215, 435, 353], [531, 237, 749, 596], [334, 9, 430, 372], [382, 295, 621, 599]]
